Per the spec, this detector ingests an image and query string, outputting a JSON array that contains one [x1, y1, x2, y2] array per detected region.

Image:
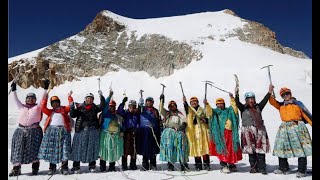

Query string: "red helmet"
[[168, 100, 177, 108], [109, 100, 116, 106], [50, 96, 60, 104], [279, 87, 291, 96]]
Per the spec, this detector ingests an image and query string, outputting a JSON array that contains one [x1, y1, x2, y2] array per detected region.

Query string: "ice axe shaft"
[[260, 65, 276, 98], [202, 80, 214, 100], [179, 81, 185, 97]]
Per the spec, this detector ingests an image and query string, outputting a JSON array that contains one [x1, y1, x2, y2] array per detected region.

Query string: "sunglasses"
[[282, 92, 291, 97]]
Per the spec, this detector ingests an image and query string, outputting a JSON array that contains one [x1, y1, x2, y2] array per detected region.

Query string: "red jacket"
[[41, 94, 73, 132]]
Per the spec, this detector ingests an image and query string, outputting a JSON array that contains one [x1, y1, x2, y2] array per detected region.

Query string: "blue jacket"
[[117, 103, 140, 130]]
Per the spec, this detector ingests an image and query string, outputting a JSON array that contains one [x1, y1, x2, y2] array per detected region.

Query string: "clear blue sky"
[[8, 0, 312, 58]]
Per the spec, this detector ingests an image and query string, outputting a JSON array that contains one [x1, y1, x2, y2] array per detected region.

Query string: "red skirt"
[[209, 129, 242, 164]]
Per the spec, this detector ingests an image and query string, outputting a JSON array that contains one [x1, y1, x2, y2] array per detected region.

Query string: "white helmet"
[[85, 93, 94, 99]]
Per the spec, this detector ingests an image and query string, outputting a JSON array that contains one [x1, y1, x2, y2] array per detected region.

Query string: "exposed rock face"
[[226, 11, 309, 59], [8, 9, 309, 89], [8, 11, 202, 88]]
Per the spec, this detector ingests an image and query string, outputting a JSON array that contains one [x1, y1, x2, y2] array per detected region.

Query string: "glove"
[[122, 97, 128, 104], [139, 97, 144, 105], [120, 132, 124, 137], [193, 117, 197, 125], [70, 102, 75, 109], [11, 81, 17, 92], [201, 117, 208, 124], [43, 79, 50, 90], [98, 90, 103, 96], [177, 122, 187, 131], [109, 90, 113, 97], [160, 94, 164, 102]]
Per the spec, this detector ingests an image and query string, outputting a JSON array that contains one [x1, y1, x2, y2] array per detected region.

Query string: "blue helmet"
[[244, 92, 255, 99]]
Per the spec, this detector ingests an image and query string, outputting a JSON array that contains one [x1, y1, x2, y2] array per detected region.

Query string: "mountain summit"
[[8, 9, 309, 89]]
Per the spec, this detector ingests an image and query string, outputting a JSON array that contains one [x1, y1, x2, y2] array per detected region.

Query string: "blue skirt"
[[10, 126, 43, 164], [70, 126, 100, 163], [38, 126, 71, 164], [159, 128, 189, 163], [136, 126, 160, 158], [273, 121, 312, 158]]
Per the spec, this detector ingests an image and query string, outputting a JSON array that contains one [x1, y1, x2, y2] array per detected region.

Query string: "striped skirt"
[[240, 125, 270, 154], [99, 130, 124, 162], [159, 128, 189, 163], [10, 126, 43, 164], [70, 126, 100, 163], [38, 126, 71, 164], [273, 121, 312, 158]]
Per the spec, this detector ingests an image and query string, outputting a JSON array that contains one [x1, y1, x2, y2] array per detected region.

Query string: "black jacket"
[[70, 95, 105, 132]]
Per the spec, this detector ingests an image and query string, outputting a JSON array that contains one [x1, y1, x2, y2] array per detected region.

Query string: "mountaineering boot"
[[257, 153, 267, 175], [60, 161, 69, 175], [32, 161, 40, 175], [167, 162, 174, 171], [48, 163, 57, 175], [228, 164, 238, 172], [122, 156, 128, 171], [108, 162, 116, 172], [71, 161, 81, 174], [129, 159, 137, 170], [100, 160, 107, 172], [9, 165, 21, 177]]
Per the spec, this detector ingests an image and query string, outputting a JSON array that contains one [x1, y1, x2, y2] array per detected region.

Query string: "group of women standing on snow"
[[9, 79, 312, 178]]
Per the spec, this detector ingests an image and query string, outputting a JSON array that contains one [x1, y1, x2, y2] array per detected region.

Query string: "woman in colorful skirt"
[[269, 86, 312, 178], [183, 96, 211, 171], [235, 85, 272, 174], [204, 93, 242, 174], [9, 81, 44, 176], [159, 94, 189, 171], [69, 90, 105, 173], [38, 80, 74, 175], [99, 90, 124, 172]]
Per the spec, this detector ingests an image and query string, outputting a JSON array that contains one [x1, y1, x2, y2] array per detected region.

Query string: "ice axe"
[[160, 83, 166, 94], [260, 65, 276, 98], [139, 89, 144, 98], [139, 89, 144, 113], [97, 77, 101, 91]]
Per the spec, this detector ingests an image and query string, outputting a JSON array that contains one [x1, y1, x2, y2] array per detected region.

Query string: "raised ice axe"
[[260, 65, 276, 98], [139, 89, 144, 98], [97, 77, 101, 91], [160, 83, 166, 94]]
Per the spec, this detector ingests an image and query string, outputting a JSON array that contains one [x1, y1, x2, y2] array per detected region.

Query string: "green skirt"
[[99, 130, 124, 162]]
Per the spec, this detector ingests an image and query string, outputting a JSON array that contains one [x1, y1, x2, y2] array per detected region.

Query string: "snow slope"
[[8, 10, 312, 180]]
